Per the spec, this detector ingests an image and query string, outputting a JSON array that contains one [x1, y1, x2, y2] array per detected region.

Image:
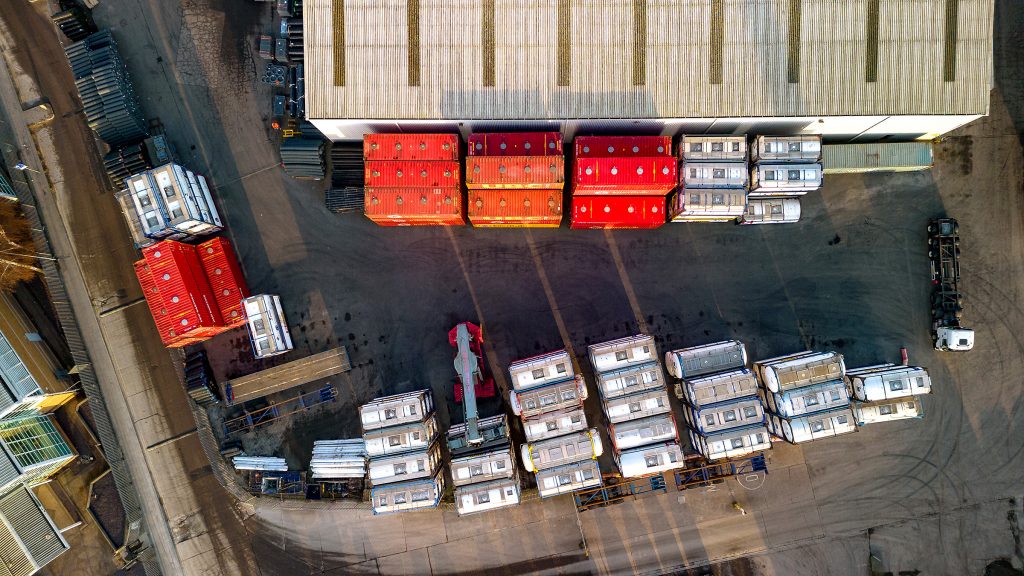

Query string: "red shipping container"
[[135, 260, 178, 346], [572, 157, 677, 192], [143, 240, 223, 339], [465, 156, 565, 189], [570, 196, 666, 229], [364, 188, 465, 226], [467, 132, 563, 156], [363, 133, 459, 161], [365, 161, 461, 189], [197, 237, 250, 328], [574, 136, 672, 158], [467, 189, 563, 227]]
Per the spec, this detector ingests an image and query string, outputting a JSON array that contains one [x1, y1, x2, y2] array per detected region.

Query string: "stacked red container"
[[197, 237, 249, 328], [465, 132, 564, 227], [363, 134, 464, 226], [570, 136, 675, 229], [134, 238, 249, 348]]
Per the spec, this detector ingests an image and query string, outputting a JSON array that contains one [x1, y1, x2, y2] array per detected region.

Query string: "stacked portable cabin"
[[569, 137, 675, 229], [744, 135, 822, 224], [465, 132, 564, 227], [509, 350, 602, 497], [450, 441, 521, 515], [362, 134, 464, 226], [118, 163, 222, 243], [755, 351, 857, 444], [589, 335, 683, 477], [360, 390, 445, 514], [846, 364, 931, 426], [308, 439, 367, 481], [666, 340, 772, 461], [242, 294, 294, 359], [670, 136, 749, 223]]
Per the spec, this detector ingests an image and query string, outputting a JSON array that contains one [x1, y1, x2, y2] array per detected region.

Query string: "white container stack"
[[308, 439, 367, 480], [744, 135, 822, 224], [666, 340, 772, 461], [846, 364, 931, 426], [671, 136, 749, 223], [359, 390, 445, 514], [509, 350, 602, 497], [588, 334, 684, 477], [450, 444, 521, 515], [754, 351, 857, 444]]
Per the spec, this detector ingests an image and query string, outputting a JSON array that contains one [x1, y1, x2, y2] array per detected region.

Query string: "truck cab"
[[935, 327, 975, 351]]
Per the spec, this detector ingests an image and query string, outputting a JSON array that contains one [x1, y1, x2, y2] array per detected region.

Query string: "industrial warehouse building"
[[304, 0, 994, 142]]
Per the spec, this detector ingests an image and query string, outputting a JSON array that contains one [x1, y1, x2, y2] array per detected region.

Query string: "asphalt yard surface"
[[13, 0, 1024, 574]]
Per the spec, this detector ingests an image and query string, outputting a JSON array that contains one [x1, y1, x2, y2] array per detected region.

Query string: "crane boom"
[[452, 323, 482, 446]]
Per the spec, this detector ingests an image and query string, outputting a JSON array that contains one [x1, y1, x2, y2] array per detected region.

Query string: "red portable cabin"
[[365, 161, 461, 189], [465, 156, 565, 189], [570, 196, 666, 229], [197, 237, 249, 328], [572, 157, 677, 193], [467, 132, 563, 156], [364, 187, 465, 226], [574, 136, 672, 158], [467, 189, 563, 227], [363, 133, 459, 161]]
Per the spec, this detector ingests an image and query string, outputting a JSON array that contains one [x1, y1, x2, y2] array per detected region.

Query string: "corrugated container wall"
[[467, 189, 562, 227], [363, 134, 459, 161], [570, 196, 665, 229], [197, 237, 249, 328]]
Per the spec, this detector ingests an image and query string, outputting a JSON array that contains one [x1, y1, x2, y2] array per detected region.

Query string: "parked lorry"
[[928, 218, 974, 351]]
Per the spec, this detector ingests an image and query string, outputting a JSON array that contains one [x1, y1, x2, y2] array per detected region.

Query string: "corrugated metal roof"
[[305, 0, 994, 120], [0, 486, 67, 576]]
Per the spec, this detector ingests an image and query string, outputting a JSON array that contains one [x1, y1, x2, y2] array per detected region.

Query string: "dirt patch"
[[88, 473, 126, 549]]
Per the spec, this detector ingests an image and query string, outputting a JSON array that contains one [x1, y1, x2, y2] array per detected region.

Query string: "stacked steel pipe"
[[464, 132, 564, 227], [569, 136, 675, 229], [134, 237, 249, 348], [363, 134, 463, 226]]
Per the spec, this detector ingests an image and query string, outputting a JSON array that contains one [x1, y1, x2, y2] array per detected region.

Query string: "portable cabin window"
[[532, 369, 545, 380], [705, 415, 715, 426], [810, 421, 825, 432], [557, 473, 572, 485], [805, 395, 820, 407], [394, 493, 407, 504], [765, 171, 776, 181], [712, 193, 725, 205], [408, 405, 417, 416], [570, 414, 582, 424], [476, 492, 490, 504], [629, 402, 641, 413], [163, 185, 176, 198], [525, 398, 538, 410], [411, 490, 430, 502], [878, 404, 894, 415], [888, 380, 906, 391], [723, 410, 737, 422], [388, 435, 402, 446], [787, 170, 801, 181], [394, 463, 407, 475], [494, 459, 505, 470], [690, 143, 703, 152], [377, 496, 388, 507], [169, 204, 184, 219], [546, 421, 558, 432], [731, 142, 741, 152], [412, 431, 421, 441], [829, 390, 841, 401], [385, 408, 397, 420], [624, 375, 639, 388], [137, 192, 152, 207], [668, 450, 679, 462], [417, 459, 425, 471], [581, 468, 596, 481], [645, 455, 660, 467], [712, 169, 726, 179], [770, 204, 783, 215], [730, 438, 744, 449], [539, 393, 557, 406], [905, 401, 916, 409], [642, 345, 650, 353], [690, 194, 701, 205], [470, 465, 483, 477], [755, 433, 765, 443], [743, 406, 758, 418], [915, 377, 926, 388], [711, 142, 724, 152], [556, 363, 567, 374], [145, 213, 160, 228], [615, 351, 628, 361], [689, 168, 698, 178], [656, 396, 666, 407], [787, 142, 800, 152], [836, 415, 848, 424], [561, 389, 577, 402], [548, 447, 563, 460]]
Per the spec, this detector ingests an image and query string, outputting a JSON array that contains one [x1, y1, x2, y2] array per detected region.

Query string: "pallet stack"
[[363, 134, 463, 226], [326, 141, 364, 214], [133, 237, 249, 348], [465, 132, 564, 227], [569, 136, 676, 229]]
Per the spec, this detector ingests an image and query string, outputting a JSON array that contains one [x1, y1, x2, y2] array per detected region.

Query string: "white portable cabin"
[[682, 397, 765, 435], [509, 376, 587, 419], [588, 334, 658, 374], [689, 425, 772, 461], [852, 397, 925, 426], [368, 441, 443, 486], [751, 135, 823, 163], [522, 407, 588, 442], [603, 387, 671, 424], [520, 428, 602, 473], [450, 446, 516, 487], [614, 441, 685, 478], [679, 135, 748, 162], [534, 460, 602, 498], [762, 379, 851, 418], [668, 189, 747, 222], [595, 361, 666, 400], [680, 162, 749, 189], [846, 364, 932, 402], [359, 389, 433, 432], [766, 408, 857, 444], [455, 477, 522, 516], [738, 198, 802, 225], [243, 294, 294, 359], [371, 471, 445, 515], [309, 439, 367, 480], [754, 351, 845, 393], [363, 414, 439, 457], [508, 350, 575, 392], [681, 368, 759, 409], [608, 413, 678, 452], [665, 340, 747, 380], [749, 164, 823, 195]]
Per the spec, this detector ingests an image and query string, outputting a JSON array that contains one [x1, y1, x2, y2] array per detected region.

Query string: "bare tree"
[[0, 200, 41, 292]]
